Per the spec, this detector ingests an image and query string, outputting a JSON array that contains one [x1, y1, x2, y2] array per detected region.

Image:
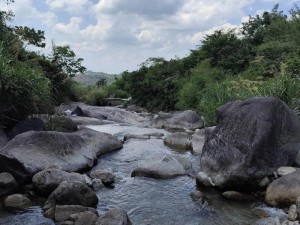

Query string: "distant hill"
[[73, 70, 121, 86]]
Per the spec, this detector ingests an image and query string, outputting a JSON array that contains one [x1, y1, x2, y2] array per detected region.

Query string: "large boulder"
[[131, 154, 186, 179], [200, 97, 300, 188], [8, 117, 45, 140], [152, 110, 204, 131], [76, 128, 123, 157], [96, 208, 131, 225], [47, 205, 98, 223], [32, 169, 86, 195], [44, 181, 98, 210], [56, 102, 148, 126], [90, 170, 115, 185], [4, 194, 32, 210], [0, 131, 96, 182], [0, 129, 8, 148], [266, 171, 300, 207], [163, 132, 192, 150], [0, 172, 18, 196]]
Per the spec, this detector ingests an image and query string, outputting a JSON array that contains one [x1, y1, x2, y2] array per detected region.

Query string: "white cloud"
[[45, 0, 91, 13], [0, 0, 294, 73]]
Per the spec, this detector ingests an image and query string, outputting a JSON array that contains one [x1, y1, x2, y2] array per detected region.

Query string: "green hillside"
[[73, 71, 120, 86]]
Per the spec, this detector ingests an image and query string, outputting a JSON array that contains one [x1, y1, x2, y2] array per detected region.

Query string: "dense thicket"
[[0, 1, 86, 130], [113, 4, 300, 125]]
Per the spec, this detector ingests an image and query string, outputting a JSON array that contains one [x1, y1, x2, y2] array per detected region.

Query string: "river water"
[[0, 123, 261, 225]]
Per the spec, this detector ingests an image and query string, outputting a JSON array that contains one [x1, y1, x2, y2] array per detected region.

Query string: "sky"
[[0, 0, 298, 74]]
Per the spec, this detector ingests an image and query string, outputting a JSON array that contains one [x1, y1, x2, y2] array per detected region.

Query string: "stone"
[[266, 171, 300, 206], [296, 196, 300, 220], [96, 208, 131, 225], [44, 181, 98, 210], [0, 131, 96, 183], [163, 132, 192, 150], [276, 167, 297, 177], [52, 205, 98, 222], [196, 172, 215, 187], [92, 179, 105, 191], [74, 211, 99, 225], [200, 97, 300, 188], [252, 207, 287, 220], [254, 217, 280, 225], [192, 131, 205, 154], [126, 105, 141, 113], [8, 117, 45, 140], [90, 170, 115, 185], [123, 134, 150, 141], [56, 102, 148, 126], [4, 194, 32, 210], [222, 191, 254, 201], [70, 117, 106, 126], [152, 110, 204, 131], [0, 129, 8, 148], [288, 204, 298, 221], [72, 106, 84, 117], [0, 172, 18, 197], [259, 177, 271, 188], [190, 191, 204, 204], [32, 169, 86, 195], [131, 154, 186, 179], [76, 128, 123, 157]]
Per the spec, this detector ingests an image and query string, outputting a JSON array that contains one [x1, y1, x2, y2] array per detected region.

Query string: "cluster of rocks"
[[0, 108, 132, 224]]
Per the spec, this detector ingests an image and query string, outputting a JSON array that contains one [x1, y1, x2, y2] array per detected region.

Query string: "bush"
[[83, 87, 108, 106], [0, 55, 52, 129]]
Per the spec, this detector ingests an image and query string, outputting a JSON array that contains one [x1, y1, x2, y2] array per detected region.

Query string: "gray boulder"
[[70, 116, 107, 126], [97, 208, 131, 225], [222, 191, 254, 201], [131, 154, 186, 179], [74, 211, 99, 225], [32, 169, 86, 195], [152, 110, 204, 131], [0, 129, 8, 148], [56, 102, 148, 126], [200, 97, 300, 188], [0, 172, 18, 197], [0, 131, 96, 182], [8, 117, 45, 140], [90, 170, 115, 185], [44, 181, 98, 210], [266, 171, 300, 207], [163, 132, 192, 150], [4, 194, 32, 210], [276, 167, 298, 177], [46, 205, 98, 222], [76, 128, 123, 157], [72, 106, 84, 117]]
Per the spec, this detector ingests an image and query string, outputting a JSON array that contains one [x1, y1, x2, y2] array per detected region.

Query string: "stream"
[[0, 123, 262, 225]]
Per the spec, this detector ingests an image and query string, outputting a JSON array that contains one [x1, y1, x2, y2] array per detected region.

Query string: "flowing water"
[[0, 123, 262, 225]]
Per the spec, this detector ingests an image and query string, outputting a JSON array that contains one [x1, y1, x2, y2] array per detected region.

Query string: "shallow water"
[[0, 123, 261, 225], [89, 124, 259, 225]]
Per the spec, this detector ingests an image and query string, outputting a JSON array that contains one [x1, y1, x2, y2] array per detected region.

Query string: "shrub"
[[0, 54, 52, 129], [83, 87, 108, 106]]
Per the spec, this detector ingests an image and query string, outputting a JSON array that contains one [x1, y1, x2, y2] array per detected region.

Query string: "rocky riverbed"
[[0, 97, 300, 225]]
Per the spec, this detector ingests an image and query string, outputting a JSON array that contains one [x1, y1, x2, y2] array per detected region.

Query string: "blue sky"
[[0, 0, 298, 73]]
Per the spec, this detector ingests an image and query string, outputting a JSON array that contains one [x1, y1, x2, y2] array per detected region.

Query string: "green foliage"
[[14, 26, 46, 48], [50, 43, 86, 77], [83, 87, 108, 106], [0, 53, 52, 128]]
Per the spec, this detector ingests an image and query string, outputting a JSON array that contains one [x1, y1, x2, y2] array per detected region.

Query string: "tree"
[[14, 26, 46, 48], [50, 43, 86, 77], [96, 78, 107, 87]]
